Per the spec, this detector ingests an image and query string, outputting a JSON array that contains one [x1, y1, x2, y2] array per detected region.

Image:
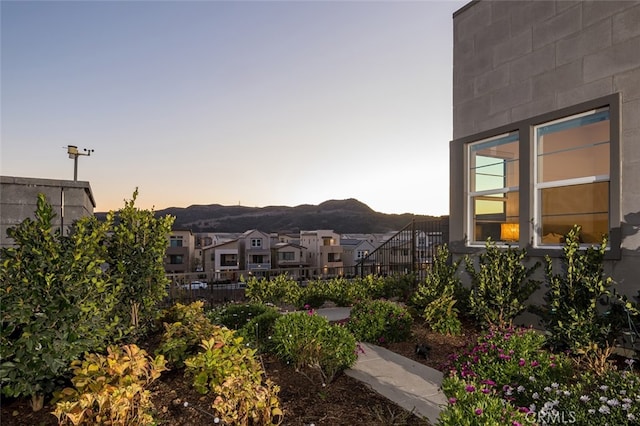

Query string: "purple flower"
[[475, 408, 483, 415], [518, 358, 526, 366], [448, 397, 457, 404], [465, 385, 476, 392], [531, 360, 539, 367]]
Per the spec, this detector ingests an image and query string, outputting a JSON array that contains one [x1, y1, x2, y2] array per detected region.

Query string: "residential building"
[[164, 229, 195, 274], [239, 229, 272, 276], [1, 176, 95, 249], [300, 230, 344, 277], [271, 242, 309, 279], [204, 238, 241, 282], [449, 0, 640, 296]]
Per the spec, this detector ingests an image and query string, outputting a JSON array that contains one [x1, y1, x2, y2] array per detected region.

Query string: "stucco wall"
[[450, 0, 640, 296]]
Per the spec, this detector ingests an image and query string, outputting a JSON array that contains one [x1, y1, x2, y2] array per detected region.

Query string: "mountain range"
[[97, 198, 445, 233]]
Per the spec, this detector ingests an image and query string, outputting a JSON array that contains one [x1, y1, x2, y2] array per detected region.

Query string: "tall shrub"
[[0, 195, 119, 409], [106, 189, 174, 334], [539, 225, 617, 351], [465, 240, 540, 328]]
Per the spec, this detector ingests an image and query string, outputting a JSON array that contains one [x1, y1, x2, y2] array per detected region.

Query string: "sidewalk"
[[315, 307, 446, 424]]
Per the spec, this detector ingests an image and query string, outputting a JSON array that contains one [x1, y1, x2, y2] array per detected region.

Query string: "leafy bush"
[[244, 274, 301, 307], [155, 301, 218, 367], [538, 225, 618, 351], [52, 344, 167, 425], [464, 240, 540, 328], [0, 191, 173, 410], [210, 303, 277, 330], [105, 189, 174, 335], [412, 245, 466, 335], [347, 299, 413, 344], [0, 195, 119, 409], [423, 293, 462, 336], [237, 310, 281, 351], [184, 330, 262, 394], [272, 312, 356, 384], [212, 374, 283, 426]]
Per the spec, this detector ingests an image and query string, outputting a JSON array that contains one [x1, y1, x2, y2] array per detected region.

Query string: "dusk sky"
[[1, 0, 466, 216]]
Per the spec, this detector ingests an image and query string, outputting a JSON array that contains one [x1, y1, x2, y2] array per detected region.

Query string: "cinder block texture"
[[453, 0, 639, 139]]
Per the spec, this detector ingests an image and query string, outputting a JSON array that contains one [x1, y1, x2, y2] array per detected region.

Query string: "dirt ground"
[[0, 320, 479, 426]]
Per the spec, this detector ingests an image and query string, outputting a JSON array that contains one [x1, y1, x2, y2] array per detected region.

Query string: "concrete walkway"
[[315, 307, 446, 424]]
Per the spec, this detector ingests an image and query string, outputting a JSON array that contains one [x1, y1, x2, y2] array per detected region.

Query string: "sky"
[[1, 0, 467, 216]]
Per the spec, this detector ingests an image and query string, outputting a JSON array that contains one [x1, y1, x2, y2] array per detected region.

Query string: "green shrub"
[[0, 195, 119, 410], [210, 303, 277, 330], [155, 301, 218, 367], [184, 329, 262, 394], [212, 375, 283, 426], [52, 344, 167, 425], [272, 312, 356, 384], [538, 225, 619, 352], [184, 326, 283, 425], [423, 294, 462, 336], [347, 299, 413, 344], [412, 245, 466, 335], [245, 274, 301, 307], [464, 240, 540, 328], [238, 310, 281, 351]]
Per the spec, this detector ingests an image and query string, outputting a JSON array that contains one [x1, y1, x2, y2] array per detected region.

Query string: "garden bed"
[[0, 320, 477, 426]]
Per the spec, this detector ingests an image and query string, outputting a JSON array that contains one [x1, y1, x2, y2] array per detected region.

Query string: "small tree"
[[465, 240, 540, 329], [106, 189, 174, 335], [539, 225, 617, 351]]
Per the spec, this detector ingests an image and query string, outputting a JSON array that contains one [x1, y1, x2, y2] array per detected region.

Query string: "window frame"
[[452, 93, 620, 259], [466, 131, 520, 247]]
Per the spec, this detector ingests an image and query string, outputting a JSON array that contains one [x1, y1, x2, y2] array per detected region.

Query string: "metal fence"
[[356, 218, 449, 280]]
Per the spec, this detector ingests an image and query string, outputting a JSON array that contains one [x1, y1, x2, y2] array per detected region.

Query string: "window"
[[251, 254, 266, 264], [169, 255, 183, 264], [170, 236, 183, 247], [356, 250, 369, 259], [250, 238, 262, 248], [279, 251, 295, 261], [467, 131, 519, 244], [458, 94, 618, 253], [534, 107, 610, 246], [221, 254, 237, 267], [328, 253, 341, 262]]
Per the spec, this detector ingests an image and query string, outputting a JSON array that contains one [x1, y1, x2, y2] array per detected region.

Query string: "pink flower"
[[475, 408, 483, 415], [465, 385, 476, 392], [518, 358, 526, 366], [448, 397, 457, 404]]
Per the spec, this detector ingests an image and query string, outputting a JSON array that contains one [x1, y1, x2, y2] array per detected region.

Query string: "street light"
[[65, 145, 94, 181]]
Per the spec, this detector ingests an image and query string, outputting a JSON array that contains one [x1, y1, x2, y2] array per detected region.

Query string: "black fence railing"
[[356, 218, 449, 280]]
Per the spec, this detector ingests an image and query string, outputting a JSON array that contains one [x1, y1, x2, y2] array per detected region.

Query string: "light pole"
[[66, 145, 94, 181]]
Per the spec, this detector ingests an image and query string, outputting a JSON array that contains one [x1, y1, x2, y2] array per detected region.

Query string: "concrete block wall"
[[0, 176, 96, 248], [452, 0, 640, 296]]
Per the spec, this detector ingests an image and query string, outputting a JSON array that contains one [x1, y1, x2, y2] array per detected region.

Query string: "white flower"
[[599, 396, 608, 403], [620, 390, 626, 395], [588, 409, 596, 414], [598, 405, 611, 414], [622, 403, 631, 411], [544, 386, 552, 393], [517, 385, 525, 393], [529, 376, 536, 382], [551, 382, 559, 389], [599, 385, 609, 391], [529, 403, 536, 412], [622, 398, 632, 404], [607, 399, 619, 407], [214, 418, 220, 424], [624, 358, 635, 367], [580, 395, 590, 402], [532, 392, 540, 400], [628, 413, 636, 421], [563, 391, 571, 397]]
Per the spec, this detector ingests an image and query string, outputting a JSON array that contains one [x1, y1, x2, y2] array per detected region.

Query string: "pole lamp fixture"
[[66, 145, 94, 181]]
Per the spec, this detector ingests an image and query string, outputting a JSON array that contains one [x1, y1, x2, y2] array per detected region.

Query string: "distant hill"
[[95, 198, 446, 233]]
